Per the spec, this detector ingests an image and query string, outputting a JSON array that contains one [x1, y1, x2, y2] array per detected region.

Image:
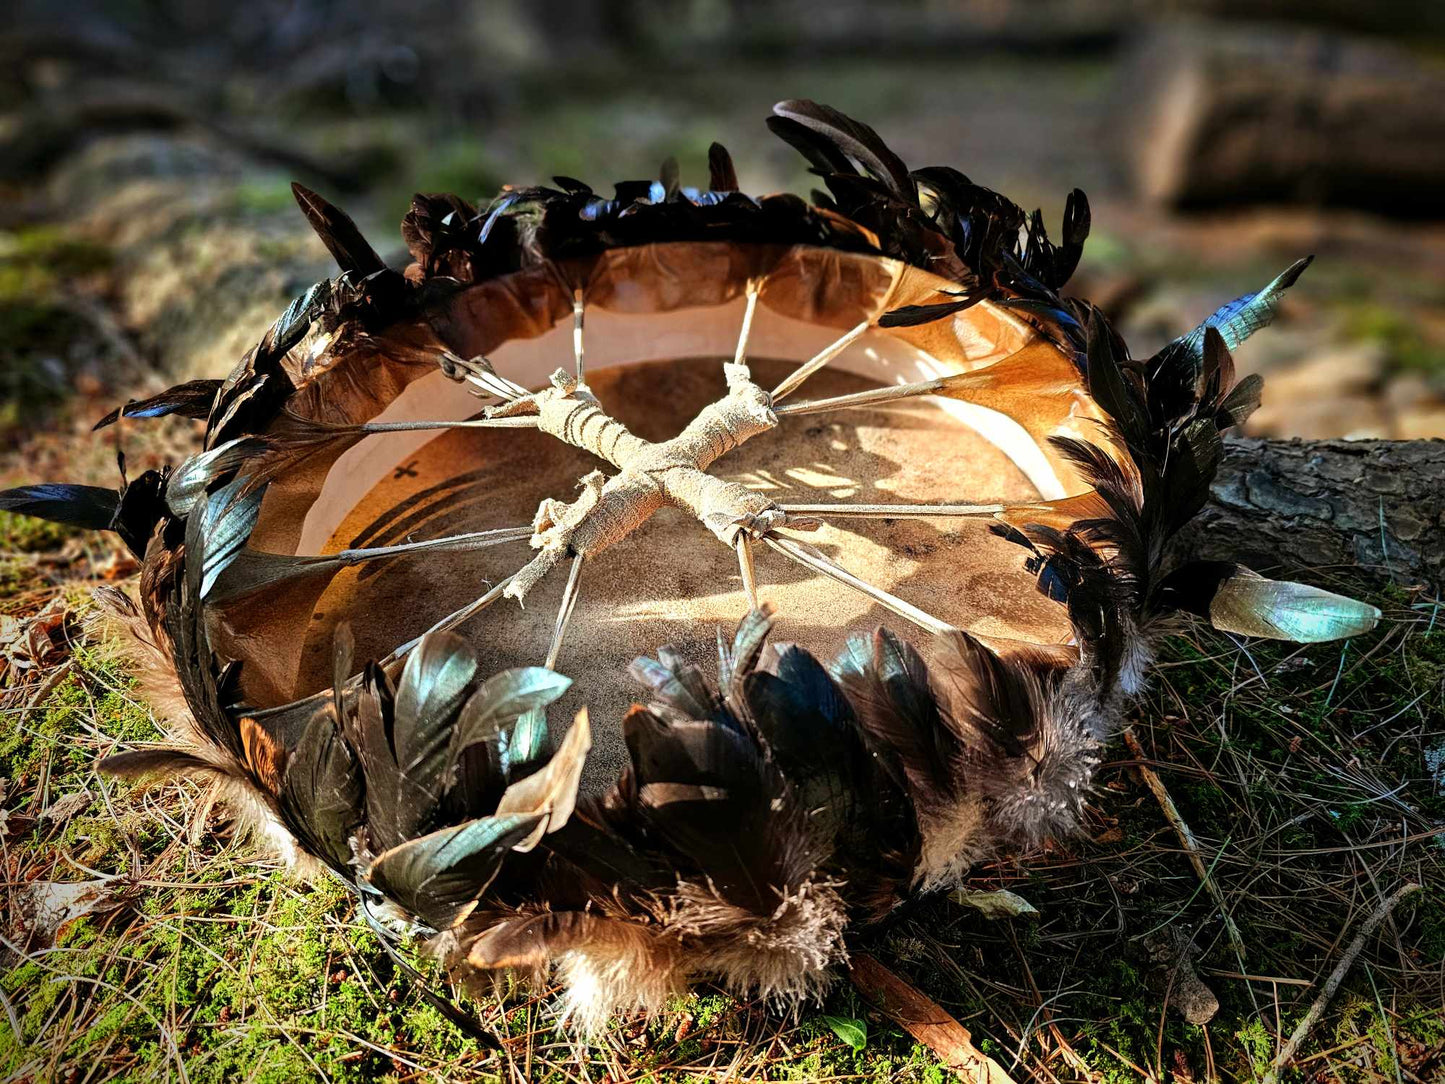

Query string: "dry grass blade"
[[1124, 726, 1248, 962]]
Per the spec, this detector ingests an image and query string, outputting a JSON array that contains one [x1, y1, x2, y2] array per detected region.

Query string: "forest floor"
[[2, 46, 1444, 1084], [2, 518, 1442, 1082]]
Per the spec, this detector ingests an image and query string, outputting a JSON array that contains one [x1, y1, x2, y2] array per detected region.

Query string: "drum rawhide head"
[[2, 99, 1380, 1032]]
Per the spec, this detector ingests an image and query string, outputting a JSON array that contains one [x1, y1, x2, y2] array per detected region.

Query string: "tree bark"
[[1182, 438, 1445, 590]]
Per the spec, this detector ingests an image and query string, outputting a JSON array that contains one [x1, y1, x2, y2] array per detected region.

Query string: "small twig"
[[1123, 728, 1248, 962], [1263, 881, 1420, 1083], [848, 952, 1021, 1083]]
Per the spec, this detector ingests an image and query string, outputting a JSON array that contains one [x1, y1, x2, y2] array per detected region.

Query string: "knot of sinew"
[[497, 364, 785, 603]]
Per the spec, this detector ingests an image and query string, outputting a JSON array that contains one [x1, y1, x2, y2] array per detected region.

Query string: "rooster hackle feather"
[[2, 99, 1379, 1033]]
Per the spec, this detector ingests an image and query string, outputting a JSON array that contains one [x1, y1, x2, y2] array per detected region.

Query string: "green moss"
[[1236, 1018, 1274, 1080], [0, 225, 113, 281], [0, 226, 111, 350], [0, 225, 116, 434], [0, 554, 49, 595], [408, 139, 503, 203], [0, 509, 77, 552], [0, 305, 84, 421], [230, 176, 299, 216], [1343, 301, 1445, 380]]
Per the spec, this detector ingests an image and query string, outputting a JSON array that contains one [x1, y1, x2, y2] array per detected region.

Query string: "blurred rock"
[[47, 133, 329, 385], [1366, 370, 1445, 438], [1144, 927, 1218, 1026], [1384, 373, 1438, 415], [1248, 345, 1389, 438], [1120, 22, 1445, 217], [1394, 404, 1445, 440]]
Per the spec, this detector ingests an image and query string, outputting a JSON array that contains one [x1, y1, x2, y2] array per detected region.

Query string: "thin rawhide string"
[[380, 278, 996, 671]]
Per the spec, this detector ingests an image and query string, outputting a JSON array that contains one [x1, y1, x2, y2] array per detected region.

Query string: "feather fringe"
[[88, 586, 316, 873], [667, 876, 848, 1007]]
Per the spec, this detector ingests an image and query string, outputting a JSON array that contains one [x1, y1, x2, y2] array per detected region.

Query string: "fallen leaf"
[[0, 810, 36, 839], [40, 790, 92, 826], [821, 1014, 867, 1051], [948, 888, 1040, 919], [3, 597, 75, 672], [95, 551, 139, 580], [14, 879, 122, 947]]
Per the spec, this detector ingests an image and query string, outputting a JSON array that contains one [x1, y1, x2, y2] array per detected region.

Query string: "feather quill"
[[291, 183, 386, 277], [94, 379, 224, 430], [0, 483, 118, 532]]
